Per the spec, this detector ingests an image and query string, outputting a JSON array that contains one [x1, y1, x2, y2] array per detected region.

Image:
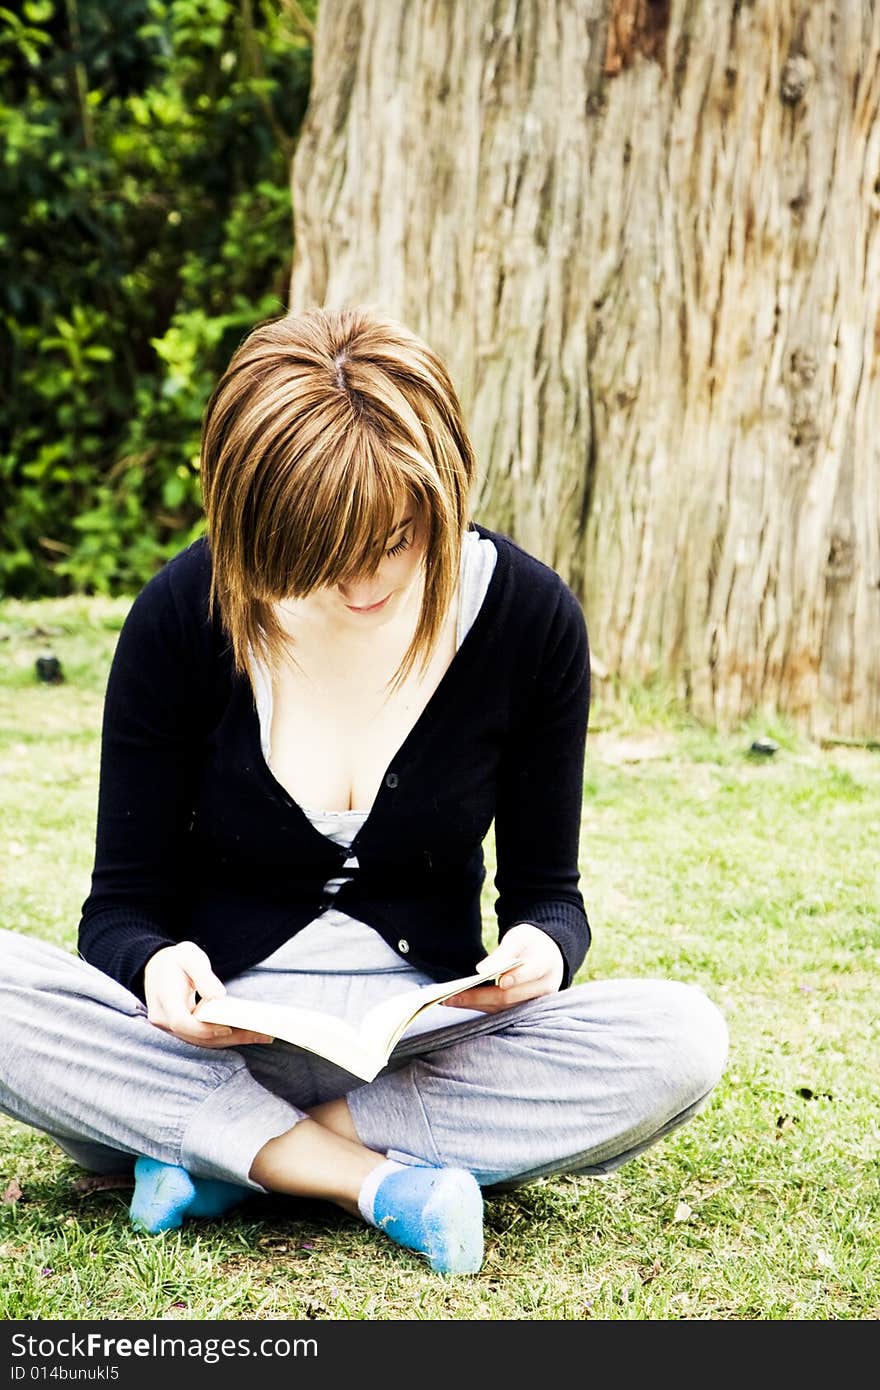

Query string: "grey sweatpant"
[[0, 929, 728, 1193]]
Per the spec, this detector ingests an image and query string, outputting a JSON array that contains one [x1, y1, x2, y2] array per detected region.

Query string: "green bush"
[[1, 0, 315, 596]]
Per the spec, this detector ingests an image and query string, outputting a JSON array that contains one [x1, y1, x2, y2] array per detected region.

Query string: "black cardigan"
[[77, 522, 591, 999]]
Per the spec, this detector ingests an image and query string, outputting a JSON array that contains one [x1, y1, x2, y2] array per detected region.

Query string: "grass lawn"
[[0, 595, 878, 1320]]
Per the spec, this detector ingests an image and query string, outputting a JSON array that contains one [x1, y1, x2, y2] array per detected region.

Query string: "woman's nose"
[[337, 573, 382, 605]]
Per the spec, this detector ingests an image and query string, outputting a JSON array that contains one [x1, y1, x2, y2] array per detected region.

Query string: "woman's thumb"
[[179, 942, 226, 1000]]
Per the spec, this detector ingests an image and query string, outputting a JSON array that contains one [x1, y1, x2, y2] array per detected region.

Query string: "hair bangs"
[[257, 432, 433, 600], [200, 305, 477, 692]]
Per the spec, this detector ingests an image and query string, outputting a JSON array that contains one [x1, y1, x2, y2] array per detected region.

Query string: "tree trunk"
[[289, 0, 880, 738]]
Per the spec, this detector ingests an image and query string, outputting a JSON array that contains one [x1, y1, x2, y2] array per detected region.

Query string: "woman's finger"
[[148, 1014, 272, 1048], [183, 1026, 273, 1048], [496, 962, 542, 989], [475, 951, 525, 980], [442, 972, 556, 1012]]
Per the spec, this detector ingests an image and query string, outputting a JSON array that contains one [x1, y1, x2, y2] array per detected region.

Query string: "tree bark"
[[289, 0, 880, 738]]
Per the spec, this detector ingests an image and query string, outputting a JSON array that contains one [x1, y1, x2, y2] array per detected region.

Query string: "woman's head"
[[199, 305, 477, 686]]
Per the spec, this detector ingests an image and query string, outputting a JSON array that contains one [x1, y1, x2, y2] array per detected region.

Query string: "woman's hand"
[[441, 922, 564, 1014], [143, 941, 272, 1049]]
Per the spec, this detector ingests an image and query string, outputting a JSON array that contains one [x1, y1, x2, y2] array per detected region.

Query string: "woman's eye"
[[386, 532, 412, 558]]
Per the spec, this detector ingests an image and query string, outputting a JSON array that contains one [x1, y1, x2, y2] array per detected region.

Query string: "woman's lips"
[[346, 593, 392, 614]]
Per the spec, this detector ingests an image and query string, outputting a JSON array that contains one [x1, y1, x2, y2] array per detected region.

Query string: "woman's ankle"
[[248, 1116, 385, 1210], [307, 1096, 360, 1142]]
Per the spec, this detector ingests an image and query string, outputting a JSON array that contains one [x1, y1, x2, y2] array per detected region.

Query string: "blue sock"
[[357, 1160, 484, 1274], [130, 1157, 250, 1235]]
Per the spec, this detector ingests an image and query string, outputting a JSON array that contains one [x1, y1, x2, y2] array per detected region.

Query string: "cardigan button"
[[397, 938, 410, 954], [385, 771, 399, 788]]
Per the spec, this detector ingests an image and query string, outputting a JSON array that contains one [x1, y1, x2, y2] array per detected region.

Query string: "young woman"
[[0, 306, 728, 1275]]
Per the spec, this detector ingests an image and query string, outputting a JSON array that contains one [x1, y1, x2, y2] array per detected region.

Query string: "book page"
[[399, 998, 488, 1039], [195, 960, 521, 1083], [357, 963, 517, 1057], [194, 996, 383, 1080]]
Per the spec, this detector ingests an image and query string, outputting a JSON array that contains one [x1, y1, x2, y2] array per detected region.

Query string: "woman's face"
[[335, 503, 426, 621], [279, 502, 427, 632]]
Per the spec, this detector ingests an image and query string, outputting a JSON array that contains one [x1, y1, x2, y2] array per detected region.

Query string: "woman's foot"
[[129, 1157, 250, 1234], [357, 1160, 484, 1274], [249, 1116, 484, 1273]]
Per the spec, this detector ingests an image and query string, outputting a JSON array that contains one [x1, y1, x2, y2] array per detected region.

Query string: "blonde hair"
[[199, 305, 477, 691]]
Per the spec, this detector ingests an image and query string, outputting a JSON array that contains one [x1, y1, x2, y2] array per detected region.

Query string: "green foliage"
[[1, 0, 315, 596]]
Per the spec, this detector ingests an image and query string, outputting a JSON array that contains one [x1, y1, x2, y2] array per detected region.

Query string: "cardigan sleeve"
[[492, 580, 591, 988], [77, 558, 207, 998]]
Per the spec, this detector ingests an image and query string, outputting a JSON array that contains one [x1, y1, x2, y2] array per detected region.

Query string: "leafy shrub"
[[1, 0, 315, 595]]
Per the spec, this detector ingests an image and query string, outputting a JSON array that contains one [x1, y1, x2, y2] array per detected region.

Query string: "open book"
[[194, 962, 518, 1083]]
